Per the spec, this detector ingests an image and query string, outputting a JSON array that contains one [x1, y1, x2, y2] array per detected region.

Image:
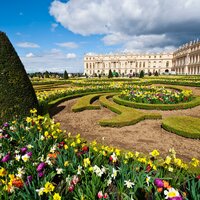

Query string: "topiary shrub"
[[108, 69, 113, 78], [0, 31, 39, 122], [139, 70, 144, 78]]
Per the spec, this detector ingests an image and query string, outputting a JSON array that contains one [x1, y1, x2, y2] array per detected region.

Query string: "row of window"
[[86, 61, 169, 68]]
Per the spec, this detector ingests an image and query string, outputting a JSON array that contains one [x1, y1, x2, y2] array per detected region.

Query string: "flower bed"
[[120, 86, 193, 104], [0, 109, 200, 199]]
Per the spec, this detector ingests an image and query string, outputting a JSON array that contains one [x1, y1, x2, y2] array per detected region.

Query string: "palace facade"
[[172, 40, 200, 75], [84, 53, 173, 76], [84, 40, 200, 76]]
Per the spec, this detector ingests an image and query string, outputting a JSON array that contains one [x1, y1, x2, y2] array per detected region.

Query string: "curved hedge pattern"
[[71, 93, 103, 112], [99, 94, 161, 127], [162, 116, 200, 139], [113, 95, 200, 110]]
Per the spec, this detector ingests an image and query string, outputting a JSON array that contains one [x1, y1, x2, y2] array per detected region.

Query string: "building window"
[[166, 61, 169, 67]]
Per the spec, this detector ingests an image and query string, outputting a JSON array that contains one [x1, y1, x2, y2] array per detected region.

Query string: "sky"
[[0, 0, 200, 73]]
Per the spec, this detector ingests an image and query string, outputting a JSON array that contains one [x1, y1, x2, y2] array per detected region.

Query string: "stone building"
[[84, 53, 173, 76], [172, 40, 200, 75]]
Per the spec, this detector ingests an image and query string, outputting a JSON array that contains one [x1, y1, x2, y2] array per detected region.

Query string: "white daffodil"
[[56, 168, 63, 174], [36, 187, 45, 196], [77, 165, 82, 175], [22, 154, 30, 162], [164, 188, 181, 199], [124, 180, 135, 188], [15, 154, 21, 161]]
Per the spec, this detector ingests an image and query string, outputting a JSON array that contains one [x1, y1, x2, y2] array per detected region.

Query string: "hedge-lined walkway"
[[50, 96, 200, 162]]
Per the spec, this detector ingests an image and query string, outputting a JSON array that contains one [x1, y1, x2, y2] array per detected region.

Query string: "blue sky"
[[0, 0, 200, 73]]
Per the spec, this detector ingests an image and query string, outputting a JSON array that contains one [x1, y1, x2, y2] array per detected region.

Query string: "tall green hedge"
[[0, 32, 39, 122]]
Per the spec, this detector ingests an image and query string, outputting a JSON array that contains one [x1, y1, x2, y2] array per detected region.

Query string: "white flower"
[[16, 167, 25, 178], [15, 150, 20, 154], [15, 154, 21, 161], [22, 154, 30, 162], [56, 168, 63, 174], [93, 165, 105, 177], [110, 152, 118, 162], [27, 144, 33, 149], [111, 168, 118, 179], [40, 135, 45, 141], [9, 186, 15, 193], [101, 166, 107, 174], [10, 126, 16, 131], [77, 165, 82, 175], [164, 188, 180, 199], [50, 145, 57, 153], [124, 180, 135, 188], [36, 187, 45, 196], [45, 157, 53, 166]]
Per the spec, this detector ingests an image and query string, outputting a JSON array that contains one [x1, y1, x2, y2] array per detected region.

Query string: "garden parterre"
[[120, 86, 193, 104], [0, 109, 200, 199]]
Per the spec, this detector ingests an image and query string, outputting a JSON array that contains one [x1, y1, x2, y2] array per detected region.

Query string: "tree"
[[139, 70, 144, 78], [148, 71, 152, 76], [154, 71, 159, 76], [108, 69, 113, 78], [63, 70, 69, 79], [0, 32, 39, 122], [44, 71, 50, 78]]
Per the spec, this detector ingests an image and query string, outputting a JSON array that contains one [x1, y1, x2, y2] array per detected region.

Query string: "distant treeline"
[[28, 71, 84, 78]]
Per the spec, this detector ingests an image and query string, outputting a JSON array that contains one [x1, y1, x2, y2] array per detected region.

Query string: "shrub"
[[0, 32, 39, 122], [108, 69, 113, 78], [139, 70, 144, 78], [162, 116, 200, 139], [63, 70, 69, 79]]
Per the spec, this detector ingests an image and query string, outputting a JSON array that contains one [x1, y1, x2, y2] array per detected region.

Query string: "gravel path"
[[50, 86, 200, 161]]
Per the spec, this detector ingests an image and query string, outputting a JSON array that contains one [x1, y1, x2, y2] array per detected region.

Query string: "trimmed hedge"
[[99, 94, 161, 127], [0, 32, 39, 122], [72, 93, 102, 112], [45, 90, 119, 114], [113, 95, 200, 110], [162, 116, 200, 139]]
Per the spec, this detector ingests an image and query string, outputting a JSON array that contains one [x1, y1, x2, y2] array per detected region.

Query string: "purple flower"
[[26, 175, 33, 185], [169, 197, 183, 200], [3, 122, 9, 127], [21, 147, 28, 154], [38, 171, 44, 178], [1, 153, 10, 162], [37, 162, 45, 172], [26, 152, 32, 157], [154, 178, 164, 188]]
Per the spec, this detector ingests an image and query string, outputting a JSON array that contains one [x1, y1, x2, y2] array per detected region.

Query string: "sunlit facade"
[[173, 40, 200, 75], [84, 53, 173, 76]]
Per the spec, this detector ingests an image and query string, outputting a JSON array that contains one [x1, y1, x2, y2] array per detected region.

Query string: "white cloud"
[[20, 50, 81, 73], [51, 23, 58, 32], [17, 42, 40, 48], [55, 42, 78, 48], [50, 0, 200, 36], [66, 53, 76, 59], [49, 0, 200, 52], [26, 53, 35, 58]]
